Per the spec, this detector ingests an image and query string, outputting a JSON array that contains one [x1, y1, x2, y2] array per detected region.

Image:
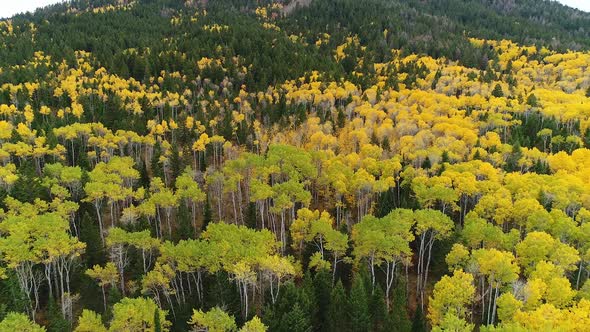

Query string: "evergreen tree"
[[245, 202, 257, 229], [47, 297, 70, 332], [389, 282, 412, 332], [80, 211, 105, 267], [264, 282, 313, 332], [473, 149, 482, 160], [105, 287, 123, 322], [505, 142, 523, 172], [77, 143, 91, 170], [327, 281, 348, 332], [203, 272, 240, 322], [492, 83, 504, 97], [279, 303, 310, 332], [337, 109, 346, 129], [0, 272, 28, 320], [170, 144, 182, 183], [527, 93, 539, 107], [302, 271, 318, 323], [151, 141, 164, 179], [154, 307, 162, 332], [11, 161, 47, 203], [411, 307, 427, 332], [348, 276, 371, 332], [203, 196, 212, 232], [431, 69, 442, 90], [139, 161, 150, 189], [370, 285, 388, 332], [313, 269, 332, 331], [113, 54, 130, 78], [375, 189, 395, 218], [421, 156, 431, 169], [441, 150, 450, 163], [176, 200, 193, 241]]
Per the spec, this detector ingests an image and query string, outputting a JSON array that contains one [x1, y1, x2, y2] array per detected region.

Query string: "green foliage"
[[348, 276, 371, 332], [327, 281, 348, 332], [175, 200, 193, 241], [492, 83, 504, 98], [264, 281, 313, 332], [527, 94, 539, 107], [109, 297, 170, 331], [189, 307, 237, 332], [74, 310, 106, 332], [80, 211, 105, 267], [313, 269, 332, 331], [154, 307, 162, 332], [245, 202, 257, 230], [0, 0, 589, 331], [0, 312, 46, 332], [239, 316, 268, 332], [11, 162, 48, 203], [205, 272, 241, 321], [390, 285, 414, 331], [369, 285, 388, 332], [411, 307, 427, 332], [279, 303, 309, 332], [203, 197, 212, 232], [47, 297, 70, 332], [0, 271, 28, 317]]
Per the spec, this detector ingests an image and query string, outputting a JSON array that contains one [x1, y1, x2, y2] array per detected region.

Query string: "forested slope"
[[0, 0, 589, 331]]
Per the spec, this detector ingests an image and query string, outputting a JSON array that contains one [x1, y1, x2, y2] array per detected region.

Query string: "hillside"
[[0, 0, 589, 331]]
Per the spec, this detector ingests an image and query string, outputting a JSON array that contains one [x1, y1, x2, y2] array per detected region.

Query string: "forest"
[[0, 0, 590, 331]]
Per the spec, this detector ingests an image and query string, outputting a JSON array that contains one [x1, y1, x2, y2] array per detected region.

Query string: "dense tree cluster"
[[0, 0, 590, 331]]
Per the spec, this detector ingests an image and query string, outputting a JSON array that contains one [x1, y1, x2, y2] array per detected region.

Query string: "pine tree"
[[205, 272, 241, 321], [170, 144, 182, 183], [421, 156, 431, 169], [279, 303, 310, 332], [441, 150, 450, 163], [376, 188, 398, 218], [381, 137, 391, 152], [176, 200, 193, 241], [431, 69, 442, 90], [348, 276, 371, 332], [411, 307, 427, 332], [151, 141, 164, 179], [526, 93, 539, 107], [302, 271, 318, 322], [389, 282, 412, 332], [154, 307, 162, 332], [12, 161, 47, 203], [139, 161, 150, 189], [337, 109, 346, 129], [1, 272, 28, 315], [492, 83, 504, 97], [105, 287, 123, 322], [245, 202, 257, 229], [265, 282, 313, 332], [77, 144, 91, 170], [80, 211, 105, 267], [313, 269, 332, 331], [203, 196, 212, 232], [327, 281, 348, 332], [47, 297, 70, 332], [370, 285, 388, 332], [473, 149, 481, 160], [113, 54, 130, 78], [504, 142, 522, 172]]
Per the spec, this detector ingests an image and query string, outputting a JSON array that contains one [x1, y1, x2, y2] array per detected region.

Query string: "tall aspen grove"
[[0, 0, 590, 331]]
